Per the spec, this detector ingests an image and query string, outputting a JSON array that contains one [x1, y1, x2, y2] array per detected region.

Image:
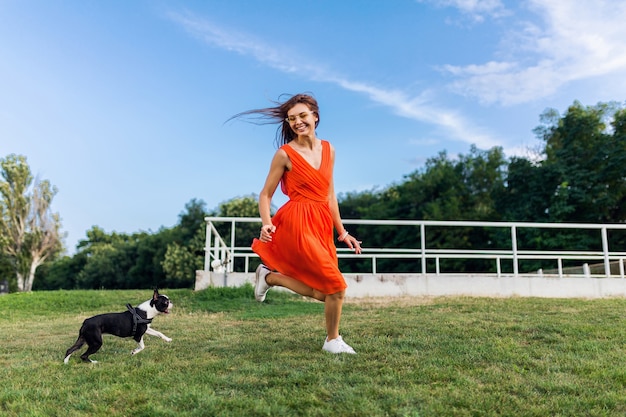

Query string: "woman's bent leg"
[[265, 273, 345, 334], [264, 274, 355, 353], [266, 272, 326, 301]]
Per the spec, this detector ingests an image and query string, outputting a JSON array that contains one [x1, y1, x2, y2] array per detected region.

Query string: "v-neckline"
[[286, 140, 324, 171]]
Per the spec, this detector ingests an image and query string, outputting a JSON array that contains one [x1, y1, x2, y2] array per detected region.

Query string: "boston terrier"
[[64, 289, 172, 364]]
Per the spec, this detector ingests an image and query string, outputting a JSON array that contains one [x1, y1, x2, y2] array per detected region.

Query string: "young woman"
[[237, 93, 362, 354]]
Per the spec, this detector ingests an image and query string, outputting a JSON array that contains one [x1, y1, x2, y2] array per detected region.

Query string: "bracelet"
[[338, 230, 349, 242]]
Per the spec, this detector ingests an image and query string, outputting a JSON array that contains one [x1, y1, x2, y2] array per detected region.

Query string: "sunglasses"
[[285, 111, 314, 123]]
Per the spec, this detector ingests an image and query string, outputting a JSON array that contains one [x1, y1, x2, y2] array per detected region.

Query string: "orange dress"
[[251, 140, 347, 295]]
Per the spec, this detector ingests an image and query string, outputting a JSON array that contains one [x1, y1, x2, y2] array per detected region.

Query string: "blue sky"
[[2, 0, 626, 253]]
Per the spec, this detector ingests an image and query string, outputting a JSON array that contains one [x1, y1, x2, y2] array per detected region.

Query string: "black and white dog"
[[64, 289, 173, 364]]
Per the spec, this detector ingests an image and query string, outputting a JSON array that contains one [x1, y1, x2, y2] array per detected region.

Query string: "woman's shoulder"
[[320, 139, 335, 156], [269, 147, 291, 171], [274, 147, 290, 159], [319, 138, 334, 149]]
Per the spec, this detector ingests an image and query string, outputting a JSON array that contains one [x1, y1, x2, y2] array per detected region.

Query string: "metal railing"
[[203, 217, 626, 278]]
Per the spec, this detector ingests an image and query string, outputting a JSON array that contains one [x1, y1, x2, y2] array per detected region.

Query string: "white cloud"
[[417, 0, 509, 22], [168, 11, 500, 150], [441, 0, 626, 105]]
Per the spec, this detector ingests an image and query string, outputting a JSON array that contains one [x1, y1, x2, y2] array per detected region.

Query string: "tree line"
[[2, 101, 625, 292]]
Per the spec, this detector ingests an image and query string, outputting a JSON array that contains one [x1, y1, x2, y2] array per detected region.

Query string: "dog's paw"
[[164, 337, 172, 342]]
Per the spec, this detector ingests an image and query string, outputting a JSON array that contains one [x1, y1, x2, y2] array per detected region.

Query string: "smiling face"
[[286, 103, 318, 137]]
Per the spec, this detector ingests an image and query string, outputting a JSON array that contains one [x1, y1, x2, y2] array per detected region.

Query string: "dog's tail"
[[64, 336, 86, 364]]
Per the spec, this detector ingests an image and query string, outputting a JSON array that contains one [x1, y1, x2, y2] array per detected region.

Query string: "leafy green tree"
[[538, 101, 626, 223], [33, 253, 86, 290], [127, 229, 174, 288], [494, 101, 626, 272], [162, 195, 262, 282], [76, 242, 133, 289], [175, 198, 208, 243], [161, 200, 209, 287], [498, 157, 553, 222], [69, 226, 174, 289], [0, 252, 13, 291], [0, 154, 63, 291], [337, 146, 508, 273], [214, 195, 262, 246], [161, 233, 204, 288]]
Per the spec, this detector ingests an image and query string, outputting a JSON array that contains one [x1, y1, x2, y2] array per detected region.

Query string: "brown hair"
[[230, 93, 320, 146]]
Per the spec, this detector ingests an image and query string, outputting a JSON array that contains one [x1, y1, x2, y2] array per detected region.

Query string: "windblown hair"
[[230, 93, 320, 147]]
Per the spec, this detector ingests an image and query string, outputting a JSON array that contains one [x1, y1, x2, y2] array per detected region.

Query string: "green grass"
[[1, 288, 626, 416]]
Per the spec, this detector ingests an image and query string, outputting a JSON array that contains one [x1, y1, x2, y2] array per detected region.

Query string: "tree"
[[69, 226, 173, 289], [537, 101, 626, 223], [162, 195, 262, 283], [34, 253, 85, 290], [161, 200, 209, 286], [0, 154, 63, 292], [0, 252, 12, 291], [161, 233, 204, 288], [335, 146, 509, 273]]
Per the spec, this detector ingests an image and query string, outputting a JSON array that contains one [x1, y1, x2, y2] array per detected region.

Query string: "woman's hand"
[[339, 232, 362, 254], [259, 224, 276, 242]]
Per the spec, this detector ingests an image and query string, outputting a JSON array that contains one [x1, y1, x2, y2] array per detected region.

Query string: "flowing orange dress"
[[251, 140, 347, 295]]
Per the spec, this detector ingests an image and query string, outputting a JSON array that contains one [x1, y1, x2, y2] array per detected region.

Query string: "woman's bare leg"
[[266, 272, 326, 301], [266, 272, 344, 340], [324, 291, 344, 340]]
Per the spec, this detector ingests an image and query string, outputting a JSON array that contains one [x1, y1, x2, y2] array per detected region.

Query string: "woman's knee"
[[312, 289, 326, 301], [312, 289, 345, 302], [326, 290, 345, 302]]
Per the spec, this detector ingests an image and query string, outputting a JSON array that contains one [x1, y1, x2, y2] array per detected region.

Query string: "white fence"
[[202, 217, 626, 279]]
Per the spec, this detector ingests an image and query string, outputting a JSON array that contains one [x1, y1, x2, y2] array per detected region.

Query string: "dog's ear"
[[153, 288, 159, 300]]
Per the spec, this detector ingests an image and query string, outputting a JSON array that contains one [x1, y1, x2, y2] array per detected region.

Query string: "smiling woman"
[[232, 93, 363, 354], [4, 0, 625, 301]]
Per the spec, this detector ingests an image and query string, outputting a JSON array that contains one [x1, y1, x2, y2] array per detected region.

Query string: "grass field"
[[1, 287, 626, 416]]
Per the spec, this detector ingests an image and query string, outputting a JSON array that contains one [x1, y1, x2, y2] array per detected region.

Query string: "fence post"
[[203, 221, 212, 272], [212, 234, 221, 269], [230, 220, 237, 273], [511, 225, 519, 276], [601, 227, 610, 277], [420, 223, 426, 275]]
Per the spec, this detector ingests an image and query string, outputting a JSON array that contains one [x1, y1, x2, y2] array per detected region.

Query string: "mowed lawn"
[[1, 287, 626, 416]]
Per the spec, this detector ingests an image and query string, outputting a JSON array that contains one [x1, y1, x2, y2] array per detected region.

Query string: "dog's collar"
[[126, 304, 153, 336]]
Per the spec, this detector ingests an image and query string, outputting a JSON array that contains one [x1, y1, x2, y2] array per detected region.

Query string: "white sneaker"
[[322, 336, 356, 354], [254, 264, 272, 302]]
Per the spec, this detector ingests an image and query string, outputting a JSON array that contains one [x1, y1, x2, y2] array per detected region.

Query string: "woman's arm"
[[327, 144, 362, 254], [258, 149, 289, 242]]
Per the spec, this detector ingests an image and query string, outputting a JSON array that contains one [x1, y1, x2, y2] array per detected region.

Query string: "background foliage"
[[2, 101, 626, 291]]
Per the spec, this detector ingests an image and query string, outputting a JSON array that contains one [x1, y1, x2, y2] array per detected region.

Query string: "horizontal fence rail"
[[203, 217, 626, 278]]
